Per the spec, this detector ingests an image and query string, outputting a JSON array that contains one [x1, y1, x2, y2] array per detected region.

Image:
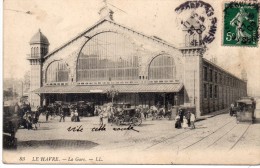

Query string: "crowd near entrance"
[[42, 91, 183, 111]]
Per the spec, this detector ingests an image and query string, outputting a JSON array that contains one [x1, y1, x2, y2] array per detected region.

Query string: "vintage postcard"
[[2, 0, 260, 165]]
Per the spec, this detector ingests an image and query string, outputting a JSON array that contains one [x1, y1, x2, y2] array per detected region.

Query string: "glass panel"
[[46, 61, 69, 83], [77, 32, 138, 81], [149, 55, 175, 80]]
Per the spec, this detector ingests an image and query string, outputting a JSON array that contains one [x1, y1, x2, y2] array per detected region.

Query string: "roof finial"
[[99, 0, 114, 21]]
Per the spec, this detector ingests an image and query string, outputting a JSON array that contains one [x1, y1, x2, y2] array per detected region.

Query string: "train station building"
[[28, 7, 247, 117]]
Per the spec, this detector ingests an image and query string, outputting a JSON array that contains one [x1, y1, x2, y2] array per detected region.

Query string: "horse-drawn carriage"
[[112, 103, 142, 126], [76, 101, 95, 117]]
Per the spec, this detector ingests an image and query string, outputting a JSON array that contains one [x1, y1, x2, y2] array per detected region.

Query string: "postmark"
[[223, 2, 259, 47], [175, 0, 217, 46]]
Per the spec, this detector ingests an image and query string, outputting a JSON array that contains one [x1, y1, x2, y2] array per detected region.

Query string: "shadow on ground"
[[17, 139, 99, 150]]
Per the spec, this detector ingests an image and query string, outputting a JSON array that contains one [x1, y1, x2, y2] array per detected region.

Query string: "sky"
[[3, 0, 260, 96]]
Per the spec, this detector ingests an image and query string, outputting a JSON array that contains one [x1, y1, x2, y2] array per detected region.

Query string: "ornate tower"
[[27, 29, 49, 108], [179, 15, 205, 117]]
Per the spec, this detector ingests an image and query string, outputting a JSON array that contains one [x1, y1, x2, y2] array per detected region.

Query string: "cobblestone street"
[[3, 110, 257, 164]]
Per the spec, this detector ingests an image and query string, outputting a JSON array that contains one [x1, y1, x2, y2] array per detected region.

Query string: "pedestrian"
[[187, 111, 191, 127], [99, 110, 103, 126], [24, 111, 32, 130], [190, 112, 196, 129], [182, 116, 188, 129], [71, 111, 75, 122], [74, 109, 80, 122], [140, 109, 145, 120], [59, 107, 65, 122], [94, 106, 100, 116], [143, 107, 148, 120], [179, 109, 184, 123], [175, 115, 181, 129], [45, 109, 50, 122], [230, 103, 235, 116], [102, 106, 109, 126]]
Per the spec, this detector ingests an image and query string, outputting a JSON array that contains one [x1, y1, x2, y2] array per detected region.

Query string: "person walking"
[[94, 106, 100, 116], [182, 116, 188, 129], [99, 107, 108, 126], [59, 107, 65, 122], [187, 111, 191, 127], [74, 109, 80, 122], [230, 103, 235, 116], [175, 115, 181, 129], [179, 109, 184, 123], [45, 109, 50, 122], [71, 111, 75, 122], [190, 112, 196, 129]]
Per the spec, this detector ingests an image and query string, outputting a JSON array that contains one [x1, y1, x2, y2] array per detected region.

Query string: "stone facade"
[[201, 59, 247, 114]]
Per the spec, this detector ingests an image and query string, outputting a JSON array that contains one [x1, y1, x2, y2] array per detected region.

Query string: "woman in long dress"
[[175, 115, 182, 129], [182, 116, 188, 129]]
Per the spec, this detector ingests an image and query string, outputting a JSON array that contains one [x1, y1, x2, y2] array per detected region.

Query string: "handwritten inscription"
[[67, 125, 83, 132], [91, 124, 139, 132], [67, 124, 139, 132], [113, 125, 139, 132], [92, 124, 106, 131]]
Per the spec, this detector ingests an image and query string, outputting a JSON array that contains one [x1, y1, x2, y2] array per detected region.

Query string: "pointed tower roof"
[[30, 29, 49, 45]]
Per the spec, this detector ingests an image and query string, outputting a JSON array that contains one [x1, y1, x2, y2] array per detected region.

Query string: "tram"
[[236, 99, 255, 124]]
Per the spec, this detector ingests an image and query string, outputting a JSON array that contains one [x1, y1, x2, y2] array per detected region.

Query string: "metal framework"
[[77, 32, 139, 82], [148, 55, 176, 80], [46, 60, 69, 83]]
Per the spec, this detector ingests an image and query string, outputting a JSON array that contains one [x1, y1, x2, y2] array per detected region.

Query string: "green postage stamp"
[[223, 2, 259, 47]]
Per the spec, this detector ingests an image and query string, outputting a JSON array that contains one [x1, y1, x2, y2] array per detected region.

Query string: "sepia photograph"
[[2, 0, 260, 165]]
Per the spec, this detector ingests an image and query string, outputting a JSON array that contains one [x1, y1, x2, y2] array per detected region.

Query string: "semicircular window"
[[77, 32, 139, 82], [149, 55, 176, 80], [46, 61, 69, 83]]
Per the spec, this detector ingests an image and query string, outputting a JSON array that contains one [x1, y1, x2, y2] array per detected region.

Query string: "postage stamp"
[[223, 2, 259, 47]]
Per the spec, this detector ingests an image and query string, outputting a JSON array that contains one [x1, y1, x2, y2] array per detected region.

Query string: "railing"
[[45, 82, 69, 86], [76, 80, 139, 85]]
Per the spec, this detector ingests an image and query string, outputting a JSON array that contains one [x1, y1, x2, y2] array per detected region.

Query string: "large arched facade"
[[34, 20, 189, 110], [76, 32, 139, 82]]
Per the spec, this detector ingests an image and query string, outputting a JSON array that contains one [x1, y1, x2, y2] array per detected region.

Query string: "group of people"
[[22, 110, 40, 130], [175, 109, 196, 129], [40, 106, 80, 123], [70, 110, 80, 122], [38, 103, 197, 130]]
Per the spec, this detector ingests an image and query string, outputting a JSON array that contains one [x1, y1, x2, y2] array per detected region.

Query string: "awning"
[[32, 83, 183, 94]]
